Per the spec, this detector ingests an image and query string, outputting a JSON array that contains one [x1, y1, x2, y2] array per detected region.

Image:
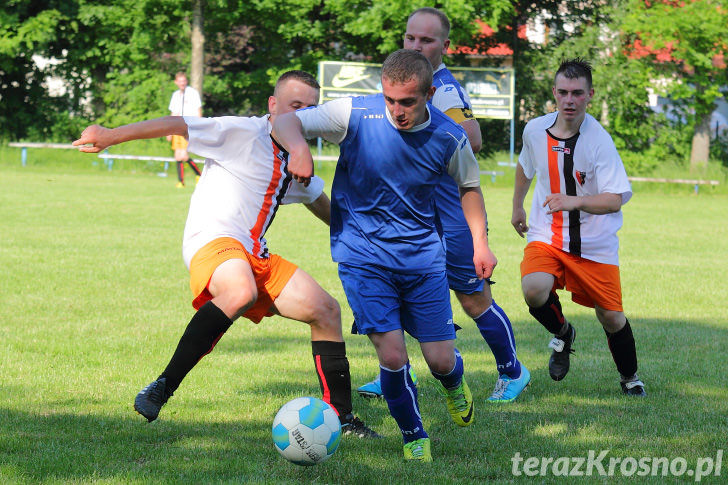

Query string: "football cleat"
[[356, 375, 383, 399], [548, 324, 575, 381], [621, 377, 647, 397], [356, 366, 418, 399], [403, 437, 432, 462], [134, 377, 173, 422], [487, 365, 531, 403], [340, 414, 383, 438], [439, 376, 474, 427]]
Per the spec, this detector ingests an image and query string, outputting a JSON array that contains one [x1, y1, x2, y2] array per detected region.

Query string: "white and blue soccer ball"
[[271, 396, 341, 466]]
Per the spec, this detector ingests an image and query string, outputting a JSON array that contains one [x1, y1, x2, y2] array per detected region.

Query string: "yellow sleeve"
[[444, 107, 475, 123]]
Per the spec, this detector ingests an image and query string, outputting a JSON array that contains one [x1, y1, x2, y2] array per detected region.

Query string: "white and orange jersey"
[[519, 112, 632, 265], [181, 115, 324, 267]]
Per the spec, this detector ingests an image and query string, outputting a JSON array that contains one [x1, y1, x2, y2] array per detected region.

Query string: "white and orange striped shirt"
[[181, 115, 324, 266], [519, 112, 631, 265]]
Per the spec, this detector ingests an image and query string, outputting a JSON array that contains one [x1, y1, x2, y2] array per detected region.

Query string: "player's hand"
[[511, 208, 529, 237], [287, 146, 314, 187], [166, 135, 172, 142], [473, 244, 497, 280], [73, 125, 112, 153], [543, 193, 575, 214]]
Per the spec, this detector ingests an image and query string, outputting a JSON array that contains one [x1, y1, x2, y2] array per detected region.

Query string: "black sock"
[[176, 162, 184, 183], [159, 301, 233, 393], [605, 319, 638, 378], [311, 340, 352, 419], [529, 291, 569, 336]]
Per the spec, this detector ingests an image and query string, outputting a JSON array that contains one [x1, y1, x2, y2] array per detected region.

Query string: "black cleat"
[[134, 377, 173, 422], [621, 377, 647, 397], [341, 414, 383, 439], [548, 324, 575, 381]]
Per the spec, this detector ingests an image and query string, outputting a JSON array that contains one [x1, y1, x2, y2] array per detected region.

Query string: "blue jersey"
[[432, 65, 475, 122], [330, 94, 470, 274], [430, 65, 484, 292]]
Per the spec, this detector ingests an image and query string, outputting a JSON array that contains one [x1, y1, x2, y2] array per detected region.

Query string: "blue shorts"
[[434, 176, 488, 294], [339, 263, 455, 343]]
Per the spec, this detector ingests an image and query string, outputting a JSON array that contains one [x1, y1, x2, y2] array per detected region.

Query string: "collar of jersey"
[[384, 102, 432, 132]]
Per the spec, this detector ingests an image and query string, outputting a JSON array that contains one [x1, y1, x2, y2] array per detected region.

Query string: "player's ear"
[[426, 85, 436, 101], [268, 95, 277, 115], [442, 38, 450, 55]]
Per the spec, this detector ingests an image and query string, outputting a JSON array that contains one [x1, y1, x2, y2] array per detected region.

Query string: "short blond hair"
[[381, 49, 433, 95]]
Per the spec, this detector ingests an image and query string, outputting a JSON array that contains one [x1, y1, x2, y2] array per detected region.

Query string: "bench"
[[96, 153, 206, 173], [8, 142, 77, 167], [628, 176, 720, 194], [97, 154, 338, 172], [6, 142, 184, 172]]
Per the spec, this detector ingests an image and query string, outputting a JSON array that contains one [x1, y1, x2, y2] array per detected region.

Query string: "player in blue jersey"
[[273, 49, 495, 462], [356, 7, 529, 403]]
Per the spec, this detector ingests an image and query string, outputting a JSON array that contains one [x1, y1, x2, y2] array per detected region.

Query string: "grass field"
[[1, 158, 727, 484]]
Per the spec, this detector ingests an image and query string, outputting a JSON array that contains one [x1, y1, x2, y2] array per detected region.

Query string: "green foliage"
[[1, 0, 725, 172], [622, 0, 728, 119], [710, 131, 728, 167], [620, 0, 728, 162]]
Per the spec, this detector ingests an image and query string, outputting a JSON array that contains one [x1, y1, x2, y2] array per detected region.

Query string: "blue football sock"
[[431, 348, 464, 389], [380, 363, 427, 443], [475, 300, 521, 379]]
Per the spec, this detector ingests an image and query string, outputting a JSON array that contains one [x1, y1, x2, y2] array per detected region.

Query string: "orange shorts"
[[188, 237, 298, 323], [521, 241, 623, 311], [171, 135, 188, 150]]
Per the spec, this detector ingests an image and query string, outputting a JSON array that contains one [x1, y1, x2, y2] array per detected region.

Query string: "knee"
[[457, 291, 492, 318], [379, 349, 408, 370], [521, 283, 548, 308], [421, 345, 456, 375], [597, 308, 626, 333], [217, 286, 257, 320], [521, 273, 554, 307], [309, 295, 341, 330]]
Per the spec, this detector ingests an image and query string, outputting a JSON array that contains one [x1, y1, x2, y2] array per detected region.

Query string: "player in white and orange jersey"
[[73, 71, 381, 436], [512, 58, 645, 397]]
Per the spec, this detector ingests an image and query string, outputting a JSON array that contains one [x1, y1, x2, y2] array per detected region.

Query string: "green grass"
[[1, 157, 727, 484]]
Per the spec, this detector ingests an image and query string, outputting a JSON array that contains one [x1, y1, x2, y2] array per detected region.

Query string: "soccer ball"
[[271, 396, 342, 466]]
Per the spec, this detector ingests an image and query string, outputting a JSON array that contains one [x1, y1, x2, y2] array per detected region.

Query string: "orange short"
[[520, 241, 623, 311], [188, 237, 298, 323], [171, 135, 188, 150]]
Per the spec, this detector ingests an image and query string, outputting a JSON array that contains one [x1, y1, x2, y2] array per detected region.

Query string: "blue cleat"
[[486, 365, 531, 403], [357, 367, 418, 398], [356, 375, 382, 398]]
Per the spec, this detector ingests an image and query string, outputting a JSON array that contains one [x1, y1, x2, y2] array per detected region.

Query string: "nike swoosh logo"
[[331, 73, 371, 88], [462, 403, 474, 423]]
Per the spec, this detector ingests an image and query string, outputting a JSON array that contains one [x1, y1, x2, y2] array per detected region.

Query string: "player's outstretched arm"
[[459, 186, 496, 279], [73, 116, 189, 153], [271, 112, 314, 187]]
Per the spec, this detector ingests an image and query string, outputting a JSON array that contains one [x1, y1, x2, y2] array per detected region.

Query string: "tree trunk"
[[690, 111, 711, 168], [190, 0, 204, 98]]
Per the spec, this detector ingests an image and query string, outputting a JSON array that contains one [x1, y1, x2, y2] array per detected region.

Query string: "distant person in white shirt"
[[168, 72, 202, 187]]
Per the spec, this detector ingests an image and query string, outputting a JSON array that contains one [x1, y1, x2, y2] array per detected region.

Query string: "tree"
[[621, 0, 728, 168], [0, 3, 73, 140], [190, 0, 204, 95]]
